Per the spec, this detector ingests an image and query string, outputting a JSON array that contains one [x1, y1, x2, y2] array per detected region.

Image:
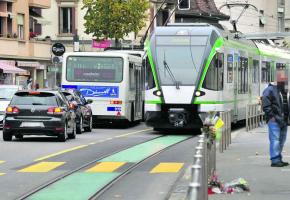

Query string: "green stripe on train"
[[145, 100, 162, 104], [145, 39, 163, 103], [196, 37, 224, 92]]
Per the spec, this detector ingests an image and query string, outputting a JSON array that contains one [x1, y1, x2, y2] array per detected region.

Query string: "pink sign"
[[92, 39, 111, 48]]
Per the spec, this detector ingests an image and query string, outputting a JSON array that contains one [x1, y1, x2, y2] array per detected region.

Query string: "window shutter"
[[58, 7, 61, 34], [17, 14, 24, 25], [72, 7, 76, 34]]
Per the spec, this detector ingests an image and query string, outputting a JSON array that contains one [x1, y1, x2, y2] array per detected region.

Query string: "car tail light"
[[47, 107, 64, 115], [6, 106, 20, 114], [110, 100, 122, 105]]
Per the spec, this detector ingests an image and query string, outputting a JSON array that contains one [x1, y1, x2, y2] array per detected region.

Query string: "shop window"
[[203, 53, 224, 91]]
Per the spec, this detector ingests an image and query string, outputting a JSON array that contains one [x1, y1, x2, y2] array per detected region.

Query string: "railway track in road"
[[18, 134, 195, 200]]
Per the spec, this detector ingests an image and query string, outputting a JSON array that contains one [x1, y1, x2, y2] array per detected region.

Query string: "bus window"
[[129, 62, 136, 90], [203, 53, 224, 91], [66, 56, 123, 83]]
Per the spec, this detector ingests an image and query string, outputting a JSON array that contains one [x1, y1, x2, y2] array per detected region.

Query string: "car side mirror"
[[87, 99, 93, 104]]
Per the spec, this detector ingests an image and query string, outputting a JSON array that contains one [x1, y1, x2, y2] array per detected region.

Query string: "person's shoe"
[[271, 162, 285, 167], [282, 161, 289, 166]]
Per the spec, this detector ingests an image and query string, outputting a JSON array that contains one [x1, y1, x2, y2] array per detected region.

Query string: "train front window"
[[155, 36, 208, 86], [66, 56, 123, 83]]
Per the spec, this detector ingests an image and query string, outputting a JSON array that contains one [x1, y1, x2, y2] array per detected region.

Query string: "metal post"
[[54, 63, 57, 89]]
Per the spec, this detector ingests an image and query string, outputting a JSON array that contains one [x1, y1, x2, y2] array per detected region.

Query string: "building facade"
[[0, 0, 52, 87], [41, 0, 141, 52], [215, 0, 278, 33]]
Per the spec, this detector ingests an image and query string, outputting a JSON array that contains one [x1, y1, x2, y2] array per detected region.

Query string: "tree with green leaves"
[[83, 0, 149, 46], [282, 39, 290, 48]]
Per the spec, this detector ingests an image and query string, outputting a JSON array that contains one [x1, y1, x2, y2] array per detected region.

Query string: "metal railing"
[[246, 103, 264, 131], [219, 111, 232, 153], [187, 133, 210, 200], [187, 111, 232, 200]]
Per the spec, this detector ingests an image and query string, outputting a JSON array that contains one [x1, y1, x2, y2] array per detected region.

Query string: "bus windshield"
[[155, 36, 208, 86], [66, 56, 123, 83]]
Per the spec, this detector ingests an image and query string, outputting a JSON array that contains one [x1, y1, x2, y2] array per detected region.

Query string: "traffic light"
[[178, 0, 190, 10]]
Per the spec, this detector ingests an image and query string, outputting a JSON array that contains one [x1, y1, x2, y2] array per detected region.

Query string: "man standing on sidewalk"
[[262, 71, 289, 167]]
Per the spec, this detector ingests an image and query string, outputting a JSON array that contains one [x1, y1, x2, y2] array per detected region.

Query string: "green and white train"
[[143, 23, 290, 131]]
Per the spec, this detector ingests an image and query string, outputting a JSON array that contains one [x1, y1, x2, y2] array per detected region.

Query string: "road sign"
[[52, 43, 65, 56]]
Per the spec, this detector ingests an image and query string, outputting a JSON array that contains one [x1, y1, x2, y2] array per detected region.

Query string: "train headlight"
[[195, 90, 205, 97], [153, 90, 163, 97], [195, 91, 201, 97]]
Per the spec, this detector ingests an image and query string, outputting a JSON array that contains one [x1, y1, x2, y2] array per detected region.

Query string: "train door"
[[233, 53, 239, 122], [134, 64, 142, 119]]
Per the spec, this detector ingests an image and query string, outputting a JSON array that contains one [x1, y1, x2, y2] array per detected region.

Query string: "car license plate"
[[21, 122, 44, 127]]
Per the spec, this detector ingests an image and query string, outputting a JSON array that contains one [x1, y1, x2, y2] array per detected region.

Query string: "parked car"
[[3, 90, 76, 142], [0, 85, 23, 128], [61, 89, 93, 134]]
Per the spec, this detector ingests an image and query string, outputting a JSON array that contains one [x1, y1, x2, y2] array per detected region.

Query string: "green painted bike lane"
[[27, 135, 190, 200]]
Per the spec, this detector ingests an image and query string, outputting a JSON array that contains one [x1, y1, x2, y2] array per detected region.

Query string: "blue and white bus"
[[61, 51, 145, 125]]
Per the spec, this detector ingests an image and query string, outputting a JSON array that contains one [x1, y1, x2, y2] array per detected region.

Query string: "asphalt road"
[[0, 123, 197, 200]]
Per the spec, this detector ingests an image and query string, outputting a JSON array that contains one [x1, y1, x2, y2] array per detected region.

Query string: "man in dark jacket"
[[262, 75, 289, 167]]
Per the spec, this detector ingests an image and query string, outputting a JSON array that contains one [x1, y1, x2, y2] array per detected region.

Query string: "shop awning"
[[31, 16, 51, 25], [0, 62, 27, 74]]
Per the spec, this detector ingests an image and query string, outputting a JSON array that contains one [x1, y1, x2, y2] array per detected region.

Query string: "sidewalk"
[[210, 125, 290, 200]]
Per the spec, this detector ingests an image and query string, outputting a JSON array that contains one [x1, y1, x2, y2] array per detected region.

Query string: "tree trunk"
[[115, 38, 120, 48]]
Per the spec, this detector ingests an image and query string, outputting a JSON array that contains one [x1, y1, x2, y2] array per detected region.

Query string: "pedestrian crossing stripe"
[[150, 162, 184, 173], [86, 162, 126, 173], [0, 173, 5, 176], [18, 162, 65, 173], [0, 161, 5, 164]]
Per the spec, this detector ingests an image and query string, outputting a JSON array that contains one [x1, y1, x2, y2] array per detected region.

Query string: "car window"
[[76, 91, 87, 104], [58, 93, 69, 107], [0, 88, 19, 100], [62, 92, 74, 102], [11, 92, 58, 106]]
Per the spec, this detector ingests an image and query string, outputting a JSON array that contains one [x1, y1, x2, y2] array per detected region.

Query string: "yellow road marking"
[[18, 162, 65, 173], [150, 163, 184, 173], [0, 173, 5, 176], [0, 161, 5, 164], [34, 145, 88, 161], [114, 128, 152, 138], [86, 162, 126, 172]]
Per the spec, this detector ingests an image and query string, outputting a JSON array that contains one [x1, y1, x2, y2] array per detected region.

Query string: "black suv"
[[61, 89, 93, 134], [3, 90, 76, 142]]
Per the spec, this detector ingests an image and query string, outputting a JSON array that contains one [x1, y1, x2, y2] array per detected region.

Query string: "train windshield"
[[155, 36, 208, 86], [66, 56, 123, 83]]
